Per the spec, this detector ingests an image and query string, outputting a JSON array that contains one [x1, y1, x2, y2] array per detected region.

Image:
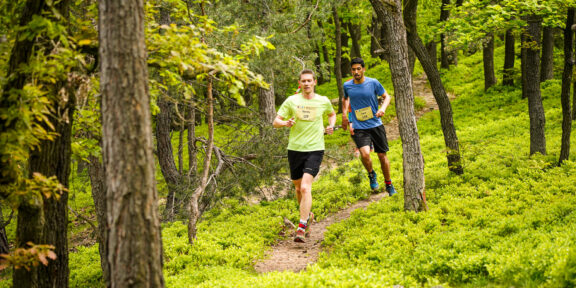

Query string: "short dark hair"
[[351, 57, 365, 68], [299, 69, 316, 80]]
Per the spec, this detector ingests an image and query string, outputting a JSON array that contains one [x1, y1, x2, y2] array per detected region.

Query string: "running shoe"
[[386, 183, 397, 196], [368, 170, 379, 191], [294, 229, 306, 243], [305, 212, 314, 238]]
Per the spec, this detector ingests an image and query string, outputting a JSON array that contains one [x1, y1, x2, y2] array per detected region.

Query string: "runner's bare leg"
[[358, 146, 374, 172]]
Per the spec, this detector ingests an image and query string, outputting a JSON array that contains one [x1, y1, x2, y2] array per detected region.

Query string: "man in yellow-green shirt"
[[273, 69, 336, 243]]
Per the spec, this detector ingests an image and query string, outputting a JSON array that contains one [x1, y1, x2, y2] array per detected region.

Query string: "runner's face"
[[299, 73, 316, 94], [351, 64, 365, 81]]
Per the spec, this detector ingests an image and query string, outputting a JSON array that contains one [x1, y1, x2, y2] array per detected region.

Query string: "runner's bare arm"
[[376, 91, 391, 117], [325, 111, 337, 135], [273, 115, 295, 128], [341, 98, 349, 130]]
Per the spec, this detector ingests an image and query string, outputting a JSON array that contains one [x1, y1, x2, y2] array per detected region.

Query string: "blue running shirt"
[[343, 77, 386, 129]]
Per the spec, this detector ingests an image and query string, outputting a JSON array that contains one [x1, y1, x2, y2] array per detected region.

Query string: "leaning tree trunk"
[[426, 41, 437, 70], [87, 152, 110, 287], [483, 32, 497, 90], [340, 19, 351, 78], [503, 29, 515, 86], [156, 96, 182, 221], [560, 9, 574, 164], [333, 6, 345, 114], [188, 76, 215, 244], [99, 0, 165, 286], [523, 15, 547, 155], [370, 0, 427, 212], [404, 0, 463, 175], [540, 26, 554, 82]]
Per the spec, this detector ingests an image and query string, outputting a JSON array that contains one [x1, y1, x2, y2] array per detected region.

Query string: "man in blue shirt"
[[342, 58, 397, 196]]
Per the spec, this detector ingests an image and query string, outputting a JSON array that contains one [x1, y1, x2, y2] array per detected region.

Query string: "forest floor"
[[254, 73, 453, 273]]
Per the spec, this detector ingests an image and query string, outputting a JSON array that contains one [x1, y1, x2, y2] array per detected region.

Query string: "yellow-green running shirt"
[[277, 93, 334, 152]]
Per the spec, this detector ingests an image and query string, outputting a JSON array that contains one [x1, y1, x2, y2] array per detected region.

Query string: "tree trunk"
[[87, 153, 110, 287], [0, 0, 46, 187], [404, 0, 462, 174], [440, 0, 452, 69], [540, 26, 554, 82], [370, 0, 427, 212], [503, 29, 515, 86], [340, 18, 351, 78], [426, 41, 437, 71], [333, 6, 345, 114], [483, 32, 497, 90], [523, 15, 547, 155], [349, 22, 362, 59], [99, 0, 165, 285], [258, 74, 276, 125], [178, 113, 185, 174], [371, 14, 380, 58], [188, 101, 197, 174], [156, 97, 182, 221], [188, 77, 215, 244], [560, 9, 574, 164], [316, 20, 331, 83], [0, 205, 10, 255], [521, 32, 528, 99]]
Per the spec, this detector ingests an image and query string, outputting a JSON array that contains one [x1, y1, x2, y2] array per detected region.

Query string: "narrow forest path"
[[254, 73, 447, 273]]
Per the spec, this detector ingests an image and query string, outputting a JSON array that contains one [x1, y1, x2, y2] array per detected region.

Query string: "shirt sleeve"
[[325, 97, 335, 115], [374, 80, 385, 96], [277, 98, 293, 119], [343, 83, 349, 99]]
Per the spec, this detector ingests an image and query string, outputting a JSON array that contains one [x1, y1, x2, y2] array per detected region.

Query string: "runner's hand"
[[341, 117, 349, 130], [285, 118, 295, 127], [325, 125, 334, 135], [349, 126, 355, 136], [376, 109, 386, 117]]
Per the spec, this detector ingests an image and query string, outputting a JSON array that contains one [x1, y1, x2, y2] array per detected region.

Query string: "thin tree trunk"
[[440, 0, 451, 69], [156, 97, 182, 221], [523, 15, 547, 155], [349, 22, 362, 59], [87, 153, 110, 287], [503, 29, 515, 86], [333, 6, 345, 114], [0, 205, 10, 255], [483, 32, 497, 90], [540, 26, 554, 82], [178, 114, 185, 174], [188, 101, 197, 174], [370, 0, 427, 212], [317, 21, 331, 83], [560, 9, 574, 164], [404, 0, 462, 174], [341, 19, 351, 78], [188, 76, 215, 244], [99, 0, 165, 285], [426, 41, 437, 71]]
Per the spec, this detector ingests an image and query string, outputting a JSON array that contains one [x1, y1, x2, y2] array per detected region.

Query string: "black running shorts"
[[287, 150, 324, 180], [351, 124, 389, 153]]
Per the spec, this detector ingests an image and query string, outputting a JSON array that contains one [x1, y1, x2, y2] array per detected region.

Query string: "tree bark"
[[503, 29, 515, 86], [0, 205, 10, 255], [99, 0, 165, 285], [370, 0, 427, 212], [333, 6, 345, 114], [521, 31, 527, 99], [404, 0, 463, 175], [258, 73, 276, 125], [540, 26, 554, 82], [483, 32, 497, 90], [87, 153, 110, 287], [188, 101, 197, 174], [156, 97, 182, 221], [523, 15, 547, 155], [426, 41, 437, 71], [560, 9, 574, 164]]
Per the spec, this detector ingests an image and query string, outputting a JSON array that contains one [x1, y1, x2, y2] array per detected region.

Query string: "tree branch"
[[291, 0, 320, 34]]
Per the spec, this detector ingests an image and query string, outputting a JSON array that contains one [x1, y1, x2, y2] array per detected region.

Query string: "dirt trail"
[[254, 73, 442, 274]]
